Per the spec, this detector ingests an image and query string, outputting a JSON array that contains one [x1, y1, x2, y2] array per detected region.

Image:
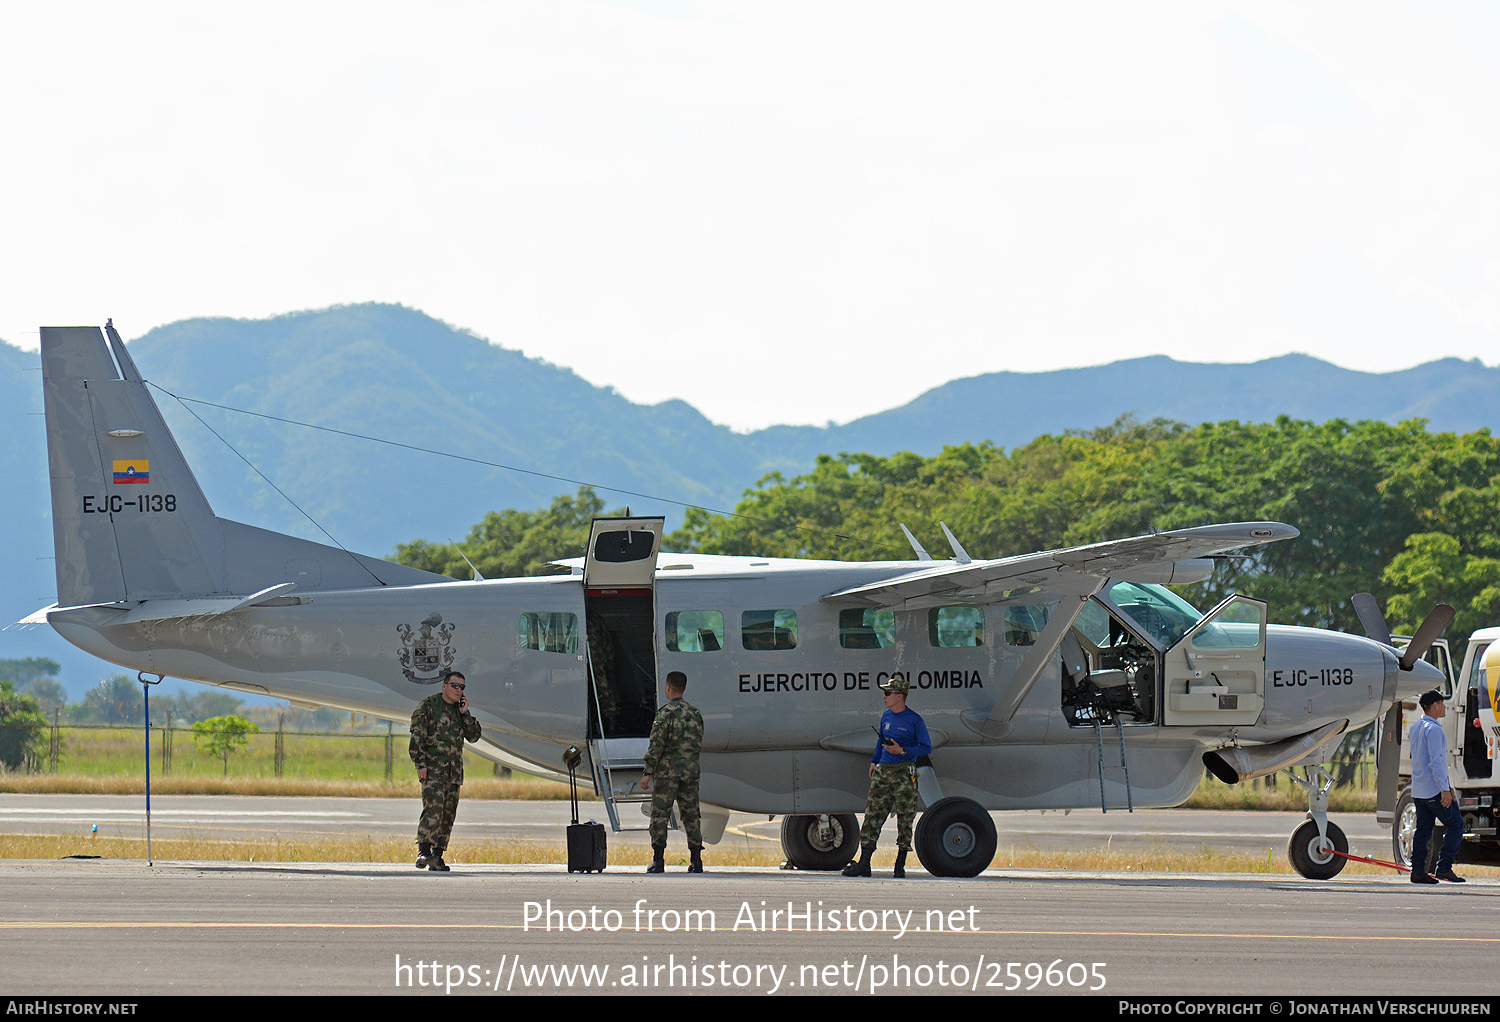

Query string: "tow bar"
[[1331, 849, 1410, 873]]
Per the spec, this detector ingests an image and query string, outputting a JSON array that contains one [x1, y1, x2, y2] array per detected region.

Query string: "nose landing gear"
[[1284, 765, 1349, 879]]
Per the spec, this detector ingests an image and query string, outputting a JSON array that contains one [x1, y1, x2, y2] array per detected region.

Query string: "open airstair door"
[[582, 517, 664, 741], [1162, 595, 1267, 727]]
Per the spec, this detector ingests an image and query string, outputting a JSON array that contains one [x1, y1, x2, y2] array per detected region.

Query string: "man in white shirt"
[[1409, 689, 1466, 884]]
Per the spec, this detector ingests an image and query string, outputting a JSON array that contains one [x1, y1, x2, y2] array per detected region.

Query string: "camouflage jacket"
[[409, 692, 481, 784], [643, 697, 704, 780]]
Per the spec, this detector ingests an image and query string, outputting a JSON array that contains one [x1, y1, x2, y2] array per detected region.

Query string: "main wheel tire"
[[914, 797, 997, 878], [1393, 788, 1441, 874], [780, 813, 859, 870], [1288, 819, 1348, 879]]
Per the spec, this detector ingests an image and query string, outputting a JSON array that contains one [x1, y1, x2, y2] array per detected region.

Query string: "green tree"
[[394, 487, 623, 578], [79, 675, 145, 725], [191, 714, 261, 776], [19, 678, 67, 718], [0, 658, 62, 690], [162, 690, 245, 724], [0, 682, 46, 771], [1383, 533, 1500, 647]]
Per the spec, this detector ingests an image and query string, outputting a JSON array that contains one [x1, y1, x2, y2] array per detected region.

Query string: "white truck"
[[1380, 626, 1500, 870]]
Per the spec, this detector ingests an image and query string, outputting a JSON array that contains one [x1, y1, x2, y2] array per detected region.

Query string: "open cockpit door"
[[1162, 595, 1267, 726], [582, 517, 664, 742]]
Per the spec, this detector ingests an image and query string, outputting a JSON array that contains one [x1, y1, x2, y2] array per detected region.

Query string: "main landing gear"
[[913, 797, 997, 878], [780, 814, 859, 870], [779, 798, 999, 878]]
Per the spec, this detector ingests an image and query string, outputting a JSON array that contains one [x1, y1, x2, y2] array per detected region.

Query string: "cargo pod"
[[1163, 595, 1267, 727]]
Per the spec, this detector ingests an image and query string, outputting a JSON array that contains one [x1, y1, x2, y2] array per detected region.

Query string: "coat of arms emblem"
[[397, 612, 456, 684]]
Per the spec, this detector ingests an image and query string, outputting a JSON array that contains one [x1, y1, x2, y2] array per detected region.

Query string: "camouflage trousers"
[[859, 763, 918, 852], [417, 777, 462, 852], [648, 774, 703, 849]]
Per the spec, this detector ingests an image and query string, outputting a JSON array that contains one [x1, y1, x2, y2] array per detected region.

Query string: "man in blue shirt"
[[1409, 689, 1466, 884], [843, 676, 932, 878]]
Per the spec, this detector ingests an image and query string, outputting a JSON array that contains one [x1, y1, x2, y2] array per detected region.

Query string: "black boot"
[[842, 847, 873, 877], [893, 849, 907, 879], [428, 850, 450, 872], [688, 845, 704, 873], [646, 845, 666, 874], [415, 843, 432, 869]]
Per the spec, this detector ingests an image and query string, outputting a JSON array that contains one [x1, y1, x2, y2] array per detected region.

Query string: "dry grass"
[[0, 832, 773, 867], [3, 770, 1371, 812], [1183, 773, 1375, 813]]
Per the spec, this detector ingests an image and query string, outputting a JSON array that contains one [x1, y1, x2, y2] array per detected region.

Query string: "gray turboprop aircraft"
[[31, 323, 1449, 877]]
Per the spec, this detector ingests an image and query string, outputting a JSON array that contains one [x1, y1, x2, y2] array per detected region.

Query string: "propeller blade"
[[1352, 592, 1392, 647], [1399, 604, 1456, 671]]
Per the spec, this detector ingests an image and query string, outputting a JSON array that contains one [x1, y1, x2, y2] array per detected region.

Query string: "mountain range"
[[4, 303, 1497, 696]]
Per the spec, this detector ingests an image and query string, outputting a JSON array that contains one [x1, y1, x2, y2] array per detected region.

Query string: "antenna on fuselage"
[[899, 524, 933, 561], [450, 539, 486, 581], [939, 522, 972, 564]]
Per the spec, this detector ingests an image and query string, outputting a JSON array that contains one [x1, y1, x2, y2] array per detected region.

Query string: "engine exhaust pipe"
[[1202, 719, 1348, 784]]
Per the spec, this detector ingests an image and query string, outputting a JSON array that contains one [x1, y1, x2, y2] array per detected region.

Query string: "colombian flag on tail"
[[113, 460, 149, 484]]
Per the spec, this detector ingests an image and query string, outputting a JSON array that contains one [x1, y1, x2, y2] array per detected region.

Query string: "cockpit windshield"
[[1105, 581, 1203, 651]]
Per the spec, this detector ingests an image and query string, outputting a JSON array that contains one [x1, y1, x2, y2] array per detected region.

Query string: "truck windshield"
[[1106, 581, 1204, 650]]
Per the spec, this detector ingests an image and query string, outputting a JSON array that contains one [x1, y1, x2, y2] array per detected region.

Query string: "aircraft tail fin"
[[41, 323, 448, 608]]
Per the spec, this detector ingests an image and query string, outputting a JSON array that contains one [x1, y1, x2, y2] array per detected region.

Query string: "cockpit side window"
[[1105, 581, 1203, 650]]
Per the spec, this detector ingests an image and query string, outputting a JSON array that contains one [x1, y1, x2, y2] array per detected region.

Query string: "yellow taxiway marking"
[[1, 920, 1498, 943]]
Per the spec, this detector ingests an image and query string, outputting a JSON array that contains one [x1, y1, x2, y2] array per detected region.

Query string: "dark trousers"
[[1412, 794, 1464, 874]]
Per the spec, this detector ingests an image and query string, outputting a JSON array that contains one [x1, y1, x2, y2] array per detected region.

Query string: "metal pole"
[[138, 673, 164, 865]]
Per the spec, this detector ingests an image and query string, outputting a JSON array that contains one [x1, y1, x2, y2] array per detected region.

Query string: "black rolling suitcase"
[[564, 747, 607, 873]]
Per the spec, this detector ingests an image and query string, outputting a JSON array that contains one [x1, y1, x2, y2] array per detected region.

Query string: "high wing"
[[822, 522, 1299, 610]]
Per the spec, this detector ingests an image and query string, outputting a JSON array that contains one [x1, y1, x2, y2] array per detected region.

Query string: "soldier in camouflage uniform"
[[409, 670, 482, 872], [844, 676, 931, 878], [640, 670, 705, 873], [587, 613, 619, 727]]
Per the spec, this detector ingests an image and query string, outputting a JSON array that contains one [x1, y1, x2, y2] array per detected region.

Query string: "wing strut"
[[961, 591, 1098, 739]]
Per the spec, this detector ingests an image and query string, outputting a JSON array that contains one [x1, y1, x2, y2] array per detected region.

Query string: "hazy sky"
[[4, 1, 1496, 431]]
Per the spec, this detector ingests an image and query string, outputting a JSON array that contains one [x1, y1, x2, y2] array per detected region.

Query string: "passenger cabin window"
[[665, 611, 725, 652], [1004, 605, 1050, 646], [742, 609, 797, 651], [519, 612, 579, 654], [929, 606, 983, 647], [840, 608, 895, 649]]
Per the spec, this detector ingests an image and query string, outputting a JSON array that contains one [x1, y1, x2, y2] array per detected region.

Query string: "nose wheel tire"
[[1287, 819, 1348, 879]]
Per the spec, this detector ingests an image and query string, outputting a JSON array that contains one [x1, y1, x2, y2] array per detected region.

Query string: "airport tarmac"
[[0, 857, 1495, 997], [2, 795, 1497, 997], [0, 792, 1397, 859]]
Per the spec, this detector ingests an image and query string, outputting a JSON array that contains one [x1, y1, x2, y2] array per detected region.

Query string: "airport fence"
[[1, 718, 505, 782]]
